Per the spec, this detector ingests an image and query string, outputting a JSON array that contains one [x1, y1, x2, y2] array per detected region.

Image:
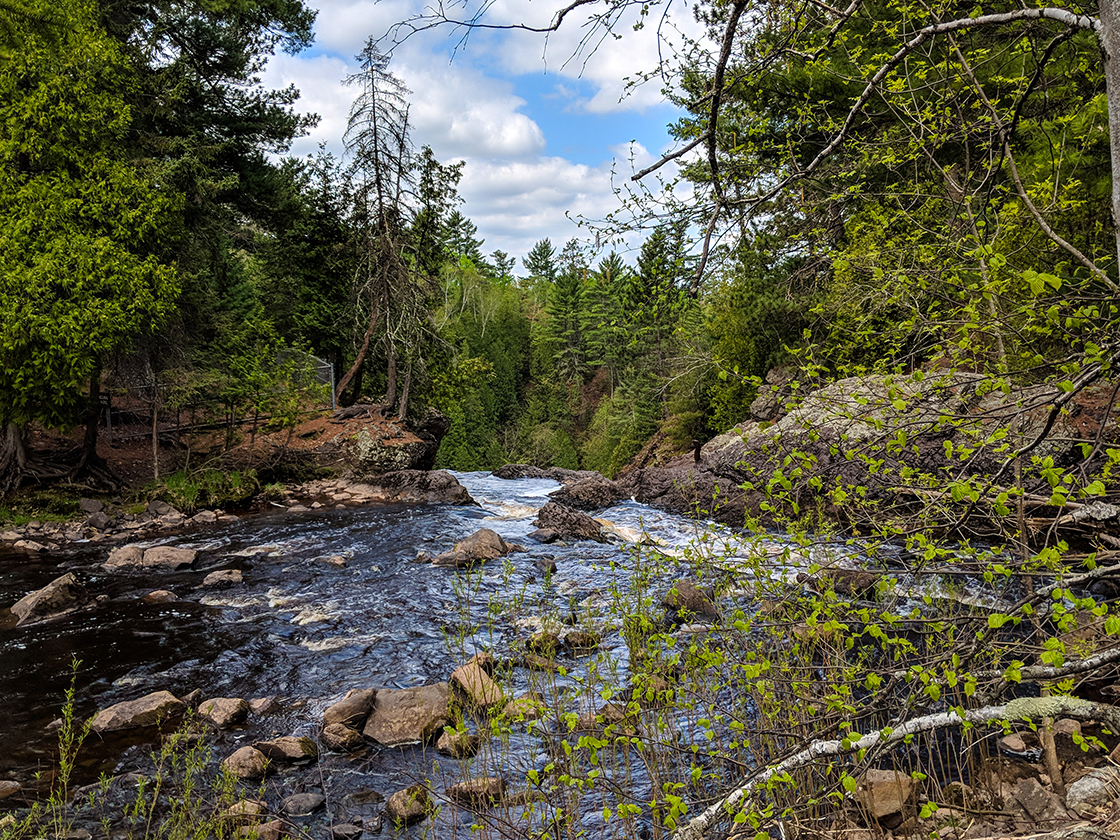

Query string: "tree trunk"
[[335, 299, 382, 404], [380, 340, 398, 415], [1100, 0, 1120, 271], [397, 361, 412, 421], [70, 372, 101, 480], [0, 423, 29, 497]]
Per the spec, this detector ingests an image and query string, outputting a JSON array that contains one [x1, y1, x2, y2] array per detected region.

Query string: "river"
[[0, 472, 783, 838]]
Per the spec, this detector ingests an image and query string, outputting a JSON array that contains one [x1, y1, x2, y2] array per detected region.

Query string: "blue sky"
[[262, 0, 706, 271]]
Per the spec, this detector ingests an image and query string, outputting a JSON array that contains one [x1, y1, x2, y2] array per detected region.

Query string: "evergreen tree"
[[0, 0, 179, 491]]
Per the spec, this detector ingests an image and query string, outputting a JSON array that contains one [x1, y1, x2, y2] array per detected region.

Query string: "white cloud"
[[262, 0, 701, 259], [398, 61, 546, 159]]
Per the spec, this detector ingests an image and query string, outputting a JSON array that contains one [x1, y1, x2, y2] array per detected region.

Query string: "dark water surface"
[[0, 473, 766, 837]]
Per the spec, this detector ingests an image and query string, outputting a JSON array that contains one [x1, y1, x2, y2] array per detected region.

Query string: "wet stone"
[[141, 590, 178, 604], [323, 688, 376, 728], [91, 690, 186, 734], [248, 696, 281, 716], [281, 792, 326, 816], [221, 746, 270, 780], [446, 777, 506, 808], [238, 818, 284, 840], [198, 697, 249, 728], [331, 823, 363, 840], [322, 723, 365, 753], [199, 569, 242, 588], [0, 780, 20, 800], [220, 800, 268, 824], [255, 736, 317, 763], [436, 728, 480, 758], [385, 785, 431, 827]]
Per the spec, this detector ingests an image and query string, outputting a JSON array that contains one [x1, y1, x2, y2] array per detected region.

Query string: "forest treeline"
[[1, 0, 1117, 494]]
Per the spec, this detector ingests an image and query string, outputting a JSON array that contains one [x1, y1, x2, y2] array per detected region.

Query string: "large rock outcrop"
[[547, 474, 625, 511], [533, 502, 607, 543], [349, 471, 476, 505]]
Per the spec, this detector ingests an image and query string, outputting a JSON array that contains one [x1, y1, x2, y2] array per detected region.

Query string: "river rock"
[[220, 799, 267, 825], [431, 528, 518, 569], [547, 475, 624, 511], [362, 683, 451, 747], [436, 728, 480, 758], [446, 777, 506, 808], [221, 746, 270, 780], [249, 696, 281, 716], [660, 579, 719, 624], [502, 694, 545, 722], [238, 818, 284, 840], [192, 510, 217, 524], [281, 792, 325, 816], [254, 736, 317, 763], [532, 502, 606, 543], [331, 824, 362, 840], [10, 572, 89, 626], [78, 498, 103, 514], [199, 569, 242, 588], [86, 511, 111, 530], [13, 539, 46, 552], [90, 690, 186, 734], [1066, 766, 1120, 816], [106, 544, 197, 571], [565, 629, 600, 652], [351, 470, 476, 505], [324, 688, 376, 728], [451, 657, 504, 708], [142, 590, 178, 604], [0, 530, 20, 541], [198, 697, 249, 728], [0, 780, 20, 800], [322, 723, 366, 752], [856, 769, 915, 827], [527, 528, 560, 544], [1010, 777, 1069, 823], [385, 784, 431, 827]]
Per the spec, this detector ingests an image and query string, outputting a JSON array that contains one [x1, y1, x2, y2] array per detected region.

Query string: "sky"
[[261, 0, 708, 271]]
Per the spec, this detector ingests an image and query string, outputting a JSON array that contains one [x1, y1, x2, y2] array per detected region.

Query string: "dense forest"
[[0, 0, 1117, 499]]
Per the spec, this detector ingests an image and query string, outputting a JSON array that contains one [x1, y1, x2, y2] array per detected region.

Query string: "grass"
[[0, 488, 84, 528]]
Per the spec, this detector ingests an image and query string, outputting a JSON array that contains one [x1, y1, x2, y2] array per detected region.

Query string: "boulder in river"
[[323, 688, 376, 729], [385, 784, 431, 827], [532, 502, 607, 543], [350, 470, 476, 505], [90, 690, 186, 734], [221, 746, 270, 780], [322, 723, 365, 752], [431, 528, 519, 569], [198, 697, 249, 728], [450, 657, 505, 709], [105, 544, 197, 571], [446, 777, 506, 808], [547, 475, 625, 511], [10, 573, 89, 626], [660, 579, 719, 624], [362, 683, 451, 747], [254, 736, 317, 763]]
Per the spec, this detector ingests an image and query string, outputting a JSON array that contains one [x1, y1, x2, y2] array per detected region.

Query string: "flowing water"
[[0, 473, 784, 837], [0, 472, 1027, 838]]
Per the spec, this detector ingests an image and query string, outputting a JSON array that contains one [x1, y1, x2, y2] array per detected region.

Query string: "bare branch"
[[739, 8, 1099, 210], [674, 696, 1120, 840]]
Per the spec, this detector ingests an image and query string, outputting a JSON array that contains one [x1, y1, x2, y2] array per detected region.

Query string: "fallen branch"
[[673, 696, 1120, 840]]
